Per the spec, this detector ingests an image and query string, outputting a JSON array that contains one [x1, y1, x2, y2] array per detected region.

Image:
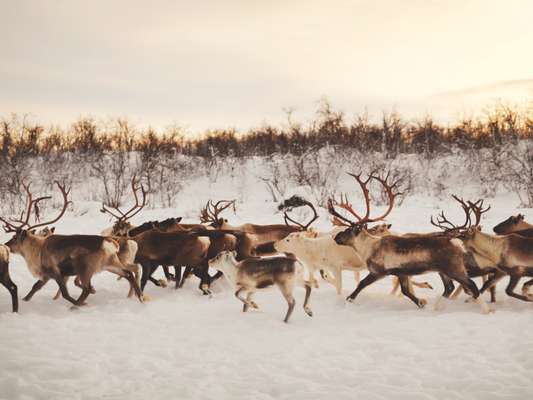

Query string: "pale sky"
[[1, 0, 532, 133]]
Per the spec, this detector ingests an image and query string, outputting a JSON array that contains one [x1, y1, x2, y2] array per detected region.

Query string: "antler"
[[430, 195, 472, 232], [368, 172, 402, 222], [27, 181, 72, 230], [1, 181, 72, 233], [327, 171, 400, 227], [279, 196, 318, 230], [0, 181, 52, 233], [327, 172, 373, 226], [467, 199, 491, 227], [199, 199, 235, 224], [100, 175, 147, 223], [327, 194, 361, 227]]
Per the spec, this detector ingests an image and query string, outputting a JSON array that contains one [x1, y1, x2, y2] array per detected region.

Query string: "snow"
[[1, 179, 533, 400]]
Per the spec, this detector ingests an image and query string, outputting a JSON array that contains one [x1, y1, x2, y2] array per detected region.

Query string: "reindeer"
[[0, 244, 17, 312], [1, 182, 143, 306], [100, 177, 180, 287], [306, 172, 431, 297], [429, 196, 501, 303], [208, 251, 313, 323], [330, 173, 491, 313], [453, 201, 533, 302]]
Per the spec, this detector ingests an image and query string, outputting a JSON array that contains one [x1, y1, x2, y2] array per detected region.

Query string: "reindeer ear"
[[50, 227, 56, 233], [30, 229, 36, 234], [386, 224, 392, 229], [176, 217, 183, 223]]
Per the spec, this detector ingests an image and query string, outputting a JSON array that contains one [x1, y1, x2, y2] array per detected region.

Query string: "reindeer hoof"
[[158, 279, 168, 288], [423, 282, 433, 290], [418, 298, 427, 308], [346, 296, 354, 303], [304, 307, 313, 317], [142, 294, 151, 302], [250, 301, 259, 309]]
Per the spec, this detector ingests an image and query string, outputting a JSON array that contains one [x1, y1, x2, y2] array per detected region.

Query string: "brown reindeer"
[[330, 173, 491, 313], [1, 182, 143, 306], [0, 244, 17, 312], [456, 201, 533, 302], [327, 172, 432, 296], [100, 177, 182, 287]]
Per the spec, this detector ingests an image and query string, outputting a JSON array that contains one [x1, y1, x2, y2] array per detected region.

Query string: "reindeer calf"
[[209, 251, 313, 323]]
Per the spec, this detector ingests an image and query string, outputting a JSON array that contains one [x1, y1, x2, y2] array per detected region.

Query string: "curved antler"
[[0, 181, 52, 233], [280, 196, 318, 230], [27, 181, 72, 230], [327, 171, 400, 227], [430, 195, 473, 232], [367, 172, 402, 223], [467, 199, 491, 227], [100, 175, 147, 223], [199, 199, 235, 225]]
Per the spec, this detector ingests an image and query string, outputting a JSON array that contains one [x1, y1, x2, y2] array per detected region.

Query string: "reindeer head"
[[328, 171, 401, 246], [2, 181, 71, 253], [100, 175, 147, 236], [493, 214, 526, 234]]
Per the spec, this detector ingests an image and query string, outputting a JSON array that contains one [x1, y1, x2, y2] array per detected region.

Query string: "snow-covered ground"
[[1, 182, 533, 400]]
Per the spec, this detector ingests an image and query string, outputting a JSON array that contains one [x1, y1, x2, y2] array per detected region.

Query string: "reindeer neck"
[[469, 231, 504, 264], [20, 234, 47, 276], [356, 231, 381, 262]]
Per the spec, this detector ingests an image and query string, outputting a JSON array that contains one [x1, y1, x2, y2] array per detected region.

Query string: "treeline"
[[2, 101, 532, 159], [0, 101, 532, 213]]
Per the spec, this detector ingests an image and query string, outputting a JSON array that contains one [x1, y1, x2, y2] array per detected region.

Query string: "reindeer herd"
[[1, 172, 532, 322]]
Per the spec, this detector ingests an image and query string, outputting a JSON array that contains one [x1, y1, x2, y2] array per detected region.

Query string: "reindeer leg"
[[194, 264, 211, 295], [179, 266, 193, 288], [140, 261, 152, 291], [346, 272, 383, 302], [210, 270, 224, 285], [303, 283, 313, 317], [390, 277, 400, 296], [434, 273, 455, 310], [479, 270, 506, 295], [486, 274, 496, 303], [278, 282, 296, 323], [452, 274, 490, 314], [335, 267, 343, 296], [162, 265, 175, 281], [24, 278, 49, 301], [245, 291, 259, 310], [54, 275, 80, 306], [174, 266, 183, 287], [1, 267, 18, 313], [504, 272, 531, 302], [235, 287, 249, 311], [398, 275, 426, 308], [74, 275, 95, 294]]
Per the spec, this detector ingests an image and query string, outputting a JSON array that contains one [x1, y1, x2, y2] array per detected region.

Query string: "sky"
[[1, 0, 532, 133]]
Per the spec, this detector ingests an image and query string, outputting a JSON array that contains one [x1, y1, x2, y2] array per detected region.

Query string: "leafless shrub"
[[499, 141, 533, 207]]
